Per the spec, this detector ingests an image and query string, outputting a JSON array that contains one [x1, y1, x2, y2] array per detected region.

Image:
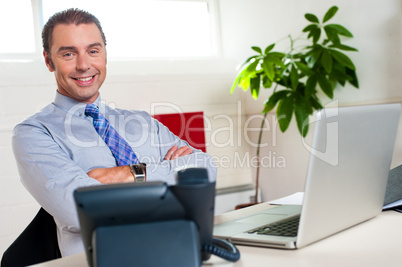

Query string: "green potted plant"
[[231, 6, 359, 206]]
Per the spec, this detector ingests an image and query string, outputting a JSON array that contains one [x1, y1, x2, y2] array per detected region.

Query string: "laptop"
[[213, 103, 401, 249]]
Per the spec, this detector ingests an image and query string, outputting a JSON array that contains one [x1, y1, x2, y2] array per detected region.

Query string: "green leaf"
[[276, 96, 294, 132], [330, 49, 356, 70], [245, 59, 259, 73], [305, 13, 319, 23], [325, 24, 353, 37], [230, 67, 248, 93], [328, 62, 349, 85], [250, 75, 261, 99], [307, 27, 318, 39], [230, 74, 241, 93], [262, 58, 275, 81], [323, 6, 338, 23], [305, 75, 317, 98], [346, 68, 359, 88], [262, 75, 273, 88], [290, 65, 299, 90], [338, 79, 346, 87], [264, 43, 275, 54], [328, 72, 346, 86], [305, 55, 316, 68], [295, 105, 310, 137], [266, 52, 286, 68], [321, 49, 333, 73], [277, 76, 291, 89], [318, 74, 333, 98], [238, 77, 250, 91], [329, 79, 338, 90], [303, 24, 318, 33], [244, 55, 259, 64], [312, 28, 321, 44], [306, 45, 323, 68], [243, 55, 259, 66], [262, 90, 290, 114], [324, 26, 340, 44], [310, 95, 324, 110], [329, 44, 358, 52], [237, 60, 259, 90], [238, 55, 259, 70], [295, 62, 314, 75], [295, 92, 314, 114], [252, 46, 262, 54], [269, 52, 287, 58]]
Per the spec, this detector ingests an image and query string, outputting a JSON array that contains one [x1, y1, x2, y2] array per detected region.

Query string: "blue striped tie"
[[85, 104, 140, 166]]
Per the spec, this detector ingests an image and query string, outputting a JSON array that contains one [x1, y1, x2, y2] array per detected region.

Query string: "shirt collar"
[[53, 91, 101, 117]]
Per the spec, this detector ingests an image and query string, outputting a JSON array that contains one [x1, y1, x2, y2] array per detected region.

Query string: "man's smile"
[[71, 74, 97, 85]]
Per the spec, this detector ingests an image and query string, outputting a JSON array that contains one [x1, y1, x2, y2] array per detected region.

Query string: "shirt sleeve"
[[12, 121, 101, 232], [143, 115, 217, 184]]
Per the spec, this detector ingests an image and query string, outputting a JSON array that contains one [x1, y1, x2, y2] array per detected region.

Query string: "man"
[[12, 8, 217, 257]]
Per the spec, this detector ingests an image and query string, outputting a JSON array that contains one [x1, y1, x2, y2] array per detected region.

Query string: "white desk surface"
[[32, 203, 402, 267]]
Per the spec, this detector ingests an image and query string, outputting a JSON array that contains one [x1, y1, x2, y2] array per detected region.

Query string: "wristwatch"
[[129, 163, 147, 182]]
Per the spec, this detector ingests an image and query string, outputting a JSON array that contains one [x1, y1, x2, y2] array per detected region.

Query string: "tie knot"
[[85, 104, 99, 118]]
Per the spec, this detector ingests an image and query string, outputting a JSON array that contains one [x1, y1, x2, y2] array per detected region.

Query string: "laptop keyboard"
[[246, 215, 300, 237]]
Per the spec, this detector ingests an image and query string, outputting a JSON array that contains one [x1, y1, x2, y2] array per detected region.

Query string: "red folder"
[[153, 112, 206, 152]]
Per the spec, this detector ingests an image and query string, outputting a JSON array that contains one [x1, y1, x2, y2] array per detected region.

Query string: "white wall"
[[218, 0, 402, 201], [1, 0, 402, 258]]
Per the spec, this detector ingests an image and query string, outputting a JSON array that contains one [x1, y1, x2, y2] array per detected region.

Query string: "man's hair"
[[42, 8, 107, 59]]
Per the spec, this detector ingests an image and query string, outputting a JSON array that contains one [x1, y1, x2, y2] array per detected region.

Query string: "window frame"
[[0, 0, 222, 62], [0, 0, 43, 61]]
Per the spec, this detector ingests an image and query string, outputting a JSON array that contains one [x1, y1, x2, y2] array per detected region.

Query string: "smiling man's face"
[[44, 23, 107, 104]]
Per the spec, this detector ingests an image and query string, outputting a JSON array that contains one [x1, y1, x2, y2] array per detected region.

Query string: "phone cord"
[[202, 238, 240, 262]]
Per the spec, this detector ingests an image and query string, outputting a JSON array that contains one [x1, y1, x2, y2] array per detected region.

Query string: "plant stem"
[[289, 34, 294, 51], [255, 111, 268, 203], [255, 84, 279, 203]]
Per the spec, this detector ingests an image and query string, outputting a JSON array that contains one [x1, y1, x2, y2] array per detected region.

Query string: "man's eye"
[[90, 50, 98, 54], [63, 53, 73, 57]]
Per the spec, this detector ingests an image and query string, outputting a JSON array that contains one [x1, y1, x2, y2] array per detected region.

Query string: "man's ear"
[[43, 51, 55, 72]]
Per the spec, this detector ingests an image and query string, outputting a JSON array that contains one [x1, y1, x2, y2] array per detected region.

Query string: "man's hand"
[[87, 166, 133, 184], [164, 145, 192, 160], [88, 145, 192, 184]]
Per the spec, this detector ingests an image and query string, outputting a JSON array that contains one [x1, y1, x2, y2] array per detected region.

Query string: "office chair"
[[1, 208, 61, 267]]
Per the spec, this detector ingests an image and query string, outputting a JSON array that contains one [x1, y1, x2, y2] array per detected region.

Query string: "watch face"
[[130, 163, 146, 182]]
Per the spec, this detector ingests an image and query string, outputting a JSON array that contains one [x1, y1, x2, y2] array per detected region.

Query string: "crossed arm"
[[87, 145, 193, 184]]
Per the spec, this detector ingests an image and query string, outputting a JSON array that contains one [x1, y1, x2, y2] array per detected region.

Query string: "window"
[[42, 0, 214, 59], [1, 0, 218, 59], [0, 0, 35, 54]]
